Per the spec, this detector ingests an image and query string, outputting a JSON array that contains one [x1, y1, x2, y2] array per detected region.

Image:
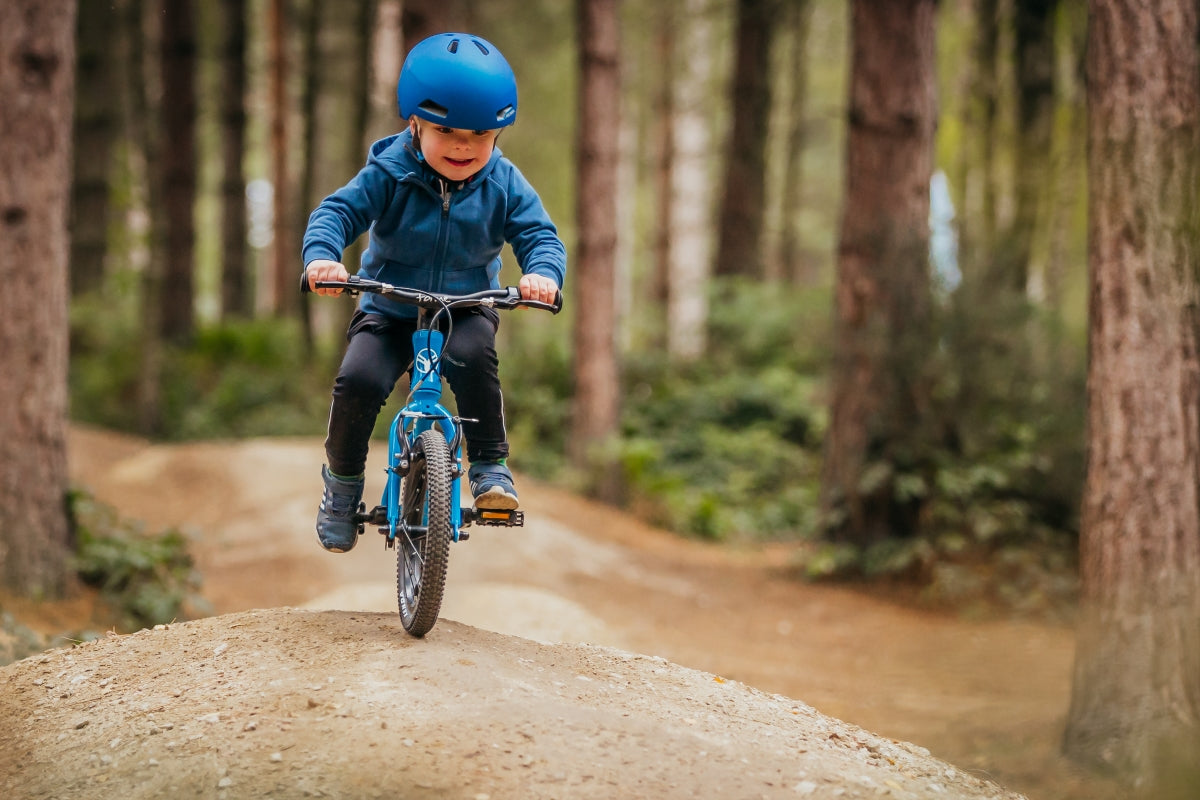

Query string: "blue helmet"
[[397, 33, 518, 131]]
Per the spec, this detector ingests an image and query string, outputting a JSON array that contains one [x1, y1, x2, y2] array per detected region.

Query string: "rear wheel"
[[396, 429, 453, 637]]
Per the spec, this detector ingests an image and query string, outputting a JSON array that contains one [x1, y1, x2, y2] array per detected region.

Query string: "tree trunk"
[[401, 0, 470, 56], [297, 0, 321, 353], [1005, 0, 1058, 296], [778, 0, 812, 286], [0, 0, 77, 598], [650, 0, 676, 343], [714, 0, 776, 279], [305, 0, 374, 226], [300, 0, 374, 347], [219, 0, 251, 320], [819, 0, 938, 547], [69, 0, 119, 297], [127, 0, 169, 436], [159, 0, 197, 342], [570, 0, 621, 489], [958, 0, 1001, 284], [1062, 0, 1200, 785], [1042, 0, 1087, 317], [268, 0, 295, 317], [667, 0, 718, 362], [366, 0, 404, 144]]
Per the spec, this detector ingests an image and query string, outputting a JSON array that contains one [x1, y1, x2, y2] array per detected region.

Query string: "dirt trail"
[[0, 427, 1123, 799]]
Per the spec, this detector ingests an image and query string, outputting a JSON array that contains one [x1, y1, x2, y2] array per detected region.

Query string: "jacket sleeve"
[[503, 165, 567, 287], [301, 161, 395, 268]]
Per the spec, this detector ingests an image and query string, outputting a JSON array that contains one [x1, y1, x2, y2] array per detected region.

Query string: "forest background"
[[68, 0, 1090, 617], [4, 0, 1200, 793]]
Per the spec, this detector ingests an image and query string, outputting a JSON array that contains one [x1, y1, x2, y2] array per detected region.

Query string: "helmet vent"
[[496, 105, 515, 122], [471, 39, 490, 55], [418, 100, 449, 119], [447, 39, 459, 54]]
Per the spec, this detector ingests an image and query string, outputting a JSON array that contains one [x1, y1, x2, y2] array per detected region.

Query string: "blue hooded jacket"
[[302, 129, 567, 319]]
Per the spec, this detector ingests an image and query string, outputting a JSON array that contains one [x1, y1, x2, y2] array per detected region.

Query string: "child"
[[302, 33, 567, 553]]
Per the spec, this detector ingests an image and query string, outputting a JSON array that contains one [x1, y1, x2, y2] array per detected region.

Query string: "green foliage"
[[505, 274, 1084, 616], [798, 287, 1086, 617], [166, 321, 330, 438], [70, 297, 330, 439], [614, 281, 830, 540], [68, 281, 147, 430], [68, 489, 207, 631], [496, 311, 574, 477]]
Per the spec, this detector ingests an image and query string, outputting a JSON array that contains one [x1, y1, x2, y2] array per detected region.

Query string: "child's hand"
[[519, 274, 559, 306], [306, 260, 350, 295]]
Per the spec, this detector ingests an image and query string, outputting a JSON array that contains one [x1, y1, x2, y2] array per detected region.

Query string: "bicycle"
[[310, 275, 562, 637]]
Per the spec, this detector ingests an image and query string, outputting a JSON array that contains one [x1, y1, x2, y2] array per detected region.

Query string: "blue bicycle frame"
[[383, 323, 468, 545]]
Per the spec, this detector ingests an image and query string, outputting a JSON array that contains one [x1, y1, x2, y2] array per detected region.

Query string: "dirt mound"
[[0, 607, 1023, 800], [0, 425, 1116, 799]]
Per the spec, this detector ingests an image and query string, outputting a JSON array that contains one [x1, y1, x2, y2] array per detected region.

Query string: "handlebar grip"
[[300, 271, 311, 294], [513, 290, 562, 314]]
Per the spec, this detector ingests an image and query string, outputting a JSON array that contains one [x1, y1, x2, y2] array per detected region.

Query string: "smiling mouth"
[[445, 158, 473, 167]]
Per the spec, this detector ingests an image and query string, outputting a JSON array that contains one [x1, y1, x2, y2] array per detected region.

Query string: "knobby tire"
[[396, 429, 453, 637]]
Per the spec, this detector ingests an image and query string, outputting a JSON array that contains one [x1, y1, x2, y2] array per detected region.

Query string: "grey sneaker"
[[468, 461, 519, 510], [316, 465, 364, 553]]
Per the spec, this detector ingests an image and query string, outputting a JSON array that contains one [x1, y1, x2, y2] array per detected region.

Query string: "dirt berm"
[[0, 428, 1058, 798], [0, 606, 1022, 800]]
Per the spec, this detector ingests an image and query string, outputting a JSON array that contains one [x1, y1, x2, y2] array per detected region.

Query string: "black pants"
[[325, 308, 508, 478]]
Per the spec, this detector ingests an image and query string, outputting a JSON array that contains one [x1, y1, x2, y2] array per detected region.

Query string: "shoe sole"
[[474, 487, 519, 511]]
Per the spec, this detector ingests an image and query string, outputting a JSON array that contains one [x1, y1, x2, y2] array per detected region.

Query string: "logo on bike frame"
[[415, 347, 439, 375]]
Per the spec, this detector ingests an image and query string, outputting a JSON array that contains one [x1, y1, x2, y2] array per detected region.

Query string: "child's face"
[[412, 119, 500, 182]]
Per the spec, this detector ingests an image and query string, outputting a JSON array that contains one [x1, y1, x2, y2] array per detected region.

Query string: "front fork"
[[381, 409, 468, 546]]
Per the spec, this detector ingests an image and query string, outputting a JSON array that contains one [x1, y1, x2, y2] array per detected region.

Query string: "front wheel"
[[396, 429, 453, 637]]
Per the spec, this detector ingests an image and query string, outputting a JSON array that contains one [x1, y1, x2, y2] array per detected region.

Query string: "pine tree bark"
[[778, 0, 812, 286], [667, 0, 717, 361], [300, 0, 374, 347], [128, 0, 169, 437], [959, 0, 1000, 282], [1005, 0, 1058, 295], [0, 0, 77, 598], [366, 0, 404, 144], [570, 0, 621, 487], [819, 0, 938, 547], [650, 0, 676, 339], [401, 0, 470, 55], [268, 0, 295, 317], [219, 0, 251, 320], [1062, 0, 1200, 783], [69, 0, 119, 297], [159, 0, 197, 342], [714, 0, 777, 279]]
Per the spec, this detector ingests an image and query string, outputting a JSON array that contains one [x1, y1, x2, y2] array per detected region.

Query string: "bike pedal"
[[474, 509, 524, 527], [356, 505, 388, 526]]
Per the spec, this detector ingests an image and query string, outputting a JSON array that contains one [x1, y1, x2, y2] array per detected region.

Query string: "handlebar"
[[304, 274, 562, 315]]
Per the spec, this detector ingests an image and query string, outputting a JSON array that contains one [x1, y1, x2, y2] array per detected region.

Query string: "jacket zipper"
[[433, 178, 453, 293]]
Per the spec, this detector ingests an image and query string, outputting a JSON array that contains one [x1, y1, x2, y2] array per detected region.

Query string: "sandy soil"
[[0, 427, 1126, 799]]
